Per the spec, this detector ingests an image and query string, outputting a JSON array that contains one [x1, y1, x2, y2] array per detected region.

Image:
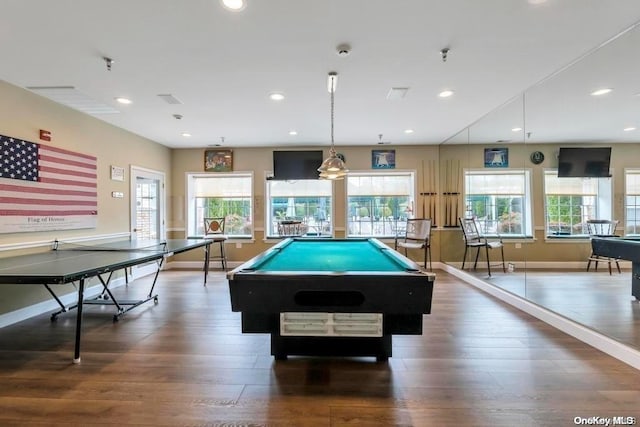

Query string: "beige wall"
[[168, 145, 441, 263], [170, 141, 640, 267], [0, 81, 171, 313]]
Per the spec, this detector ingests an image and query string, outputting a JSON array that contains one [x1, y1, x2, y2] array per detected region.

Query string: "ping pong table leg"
[[44, 284, 76, 321], [73, 279, 85, 364], [96, 273, 124, 313], [146, 257, 165, 298], [204, 242, 211, 285]]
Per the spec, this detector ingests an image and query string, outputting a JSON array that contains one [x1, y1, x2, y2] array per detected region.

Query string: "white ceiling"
[[1, 0, 639, 148]]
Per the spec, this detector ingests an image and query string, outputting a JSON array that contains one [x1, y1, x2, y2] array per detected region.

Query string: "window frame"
[[624, 168, 640, 236], [543, 169, 613, 238], [463, 168, 533, 238], [185, 171, 254, 239], [264, 177, 335, 239], [345, 170, 417, 239]]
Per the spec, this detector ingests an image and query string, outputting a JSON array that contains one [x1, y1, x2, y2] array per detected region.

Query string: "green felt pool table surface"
[[246, 238, 417, 273]]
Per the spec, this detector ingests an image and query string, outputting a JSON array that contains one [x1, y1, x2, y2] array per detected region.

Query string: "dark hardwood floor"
[[1, 270, 640, 426]]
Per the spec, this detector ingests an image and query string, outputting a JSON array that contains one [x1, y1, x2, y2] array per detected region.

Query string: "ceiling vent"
[[157, 93, 183, 105], [26, 86, 120, 114], [386, 87, 409, 100]]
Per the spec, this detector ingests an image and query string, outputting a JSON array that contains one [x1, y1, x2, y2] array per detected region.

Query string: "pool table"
[[591, 237, 640, 298], [227, 238, 435, 360]]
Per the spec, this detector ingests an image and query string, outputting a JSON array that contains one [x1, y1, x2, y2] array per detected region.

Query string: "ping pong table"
[[0, 238, 212, 363]]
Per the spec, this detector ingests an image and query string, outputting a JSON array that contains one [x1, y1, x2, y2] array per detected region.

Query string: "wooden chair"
[[203, 217, 228, 270], [459, 217, 505, 276], [586, 219, 620, 274], [394, 218, 432, 270]]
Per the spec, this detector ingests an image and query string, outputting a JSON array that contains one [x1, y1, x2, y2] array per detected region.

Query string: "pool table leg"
[[270, 334, 392, 361]]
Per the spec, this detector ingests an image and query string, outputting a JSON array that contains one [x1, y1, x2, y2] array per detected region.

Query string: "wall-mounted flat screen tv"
[[557, 147, 611, 178], [272, 150, 323, 180]]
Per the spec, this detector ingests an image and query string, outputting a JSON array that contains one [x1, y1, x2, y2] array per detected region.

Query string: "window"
[[464, 169, 532, 237], [544, 171, 612, 237], [265, 179, 333, 238], [186, 173, 253, 238], [346, 171, 415, 238], [625, 168, 640, 236]]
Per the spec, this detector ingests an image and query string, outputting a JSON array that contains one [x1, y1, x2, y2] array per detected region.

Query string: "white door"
[[130, 167, 166, 278], [130, 166, 166, 241]]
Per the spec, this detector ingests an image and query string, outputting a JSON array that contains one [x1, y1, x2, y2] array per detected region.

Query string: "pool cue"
[[449, 159, 455, 226], [432, 159, 437, 224], [448, 160, 453, 226], [452, 160, 459, 225], [448, 159, 454, 226], [443, 160, 448, 226], [448, 159, 453, 226], [446, 159, 451, 226], [425, 160, 434, 225], [424, 160, 434, 225], [421, 159, 426, 218]]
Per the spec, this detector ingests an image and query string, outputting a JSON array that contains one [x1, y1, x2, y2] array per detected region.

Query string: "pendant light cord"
[[330, 79, 335, 150]]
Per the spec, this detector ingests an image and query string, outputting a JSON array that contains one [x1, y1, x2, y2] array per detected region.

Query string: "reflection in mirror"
[[447, 22, 640, 352], [519, 22, 640, 350], [463, 95, 526, 297]]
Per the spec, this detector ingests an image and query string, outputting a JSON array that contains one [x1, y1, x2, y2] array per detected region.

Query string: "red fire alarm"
[[39, 129, 51, 141]]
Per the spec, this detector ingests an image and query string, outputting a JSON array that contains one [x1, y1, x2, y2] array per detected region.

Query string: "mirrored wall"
[[440, 22, 640, 350]]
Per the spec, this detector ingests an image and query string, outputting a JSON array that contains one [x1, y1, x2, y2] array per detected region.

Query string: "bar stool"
[[203, 217, 228, 270]]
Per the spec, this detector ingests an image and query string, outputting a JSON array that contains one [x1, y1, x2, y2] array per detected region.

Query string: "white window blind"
[[625, 169, 640, 194], [269, 180, 332, 197], [194, 175, 252, 197], [545, 175, 598, 195], [466, 171, 526, 195], [347, 173, 413, 196]]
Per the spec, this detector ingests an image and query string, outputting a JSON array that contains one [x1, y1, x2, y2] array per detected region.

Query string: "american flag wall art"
[[0, 134, 97, 233]]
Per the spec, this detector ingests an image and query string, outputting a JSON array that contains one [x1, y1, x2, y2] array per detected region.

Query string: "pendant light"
[[318, 72, 348, 180]]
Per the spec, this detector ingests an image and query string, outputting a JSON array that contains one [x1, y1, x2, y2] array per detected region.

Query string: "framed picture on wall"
[[372, 149, 395, 169], [204, 149, 233, 172], [484, 148, 508, 168]]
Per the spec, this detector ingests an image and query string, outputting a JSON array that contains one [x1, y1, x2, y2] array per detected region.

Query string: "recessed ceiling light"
[[221, 0, 246, 11], [624, 127, 636, 132], [527, 0, 548, 4], [182, 132, 191, 137], [404, 129, 414, 134], [269, 92, 285, 101], [590, 88, 612, 96], [512, 127, 522, 132], [438, 90, 454, 98], [115, 97, 132, 104], [288, 130, 298, 136]]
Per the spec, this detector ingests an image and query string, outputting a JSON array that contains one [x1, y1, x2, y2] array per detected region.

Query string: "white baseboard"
[[165, 261, 242, 270], [168, 260, 629, 272], [446, 260, 631, 270], [0, 276, 127, 328]]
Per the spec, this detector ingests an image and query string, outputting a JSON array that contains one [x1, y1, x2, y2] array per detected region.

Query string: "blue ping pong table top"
[[0, 238, 210, 285]]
